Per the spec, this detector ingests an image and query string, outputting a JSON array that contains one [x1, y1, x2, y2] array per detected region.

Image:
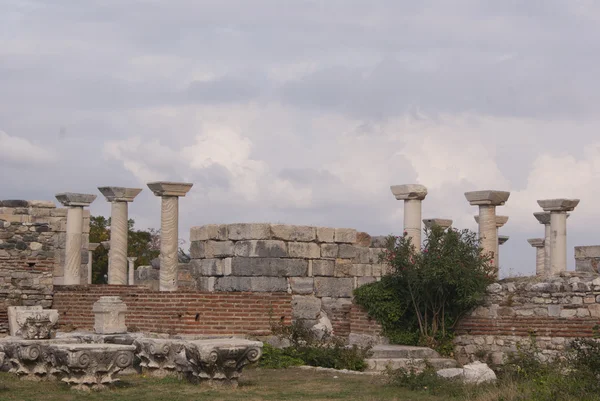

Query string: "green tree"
[[354, 225, 495, 351], [89, 216, 160, 284]]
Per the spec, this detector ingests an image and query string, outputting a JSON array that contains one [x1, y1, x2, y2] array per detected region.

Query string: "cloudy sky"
[[2, 0, 600, 277]]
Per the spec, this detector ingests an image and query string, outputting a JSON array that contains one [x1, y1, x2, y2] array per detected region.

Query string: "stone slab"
[[214, 276, 288, 292], [289, 277, 315, 294], [190, 225, 228, 241], [190, 258, 232, 276], [227, 223, 271, 240], [230, 258, 308, 276], [334, 228, 357, 244], [316, 227, 335, 243], [7, 305, 43, 336], [291, 296, 321, 320], [234, 240, 287, 258], [320, 243, 338, 258], [314, 277, 354, 298], [312, 260, 335, 276], [287, 242, 320, 259], [271, 225, 316, 242]]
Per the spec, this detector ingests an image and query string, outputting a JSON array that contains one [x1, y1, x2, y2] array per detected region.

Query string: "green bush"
[[258, 344, 304, 369], [354, 226, 494, 352]]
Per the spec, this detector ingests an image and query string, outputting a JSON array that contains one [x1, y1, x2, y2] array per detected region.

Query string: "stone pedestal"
[[422, 218, 452, 230], [8, 305, 42, 337], [127, 257, 137, 285], [390, 184, 428, 250], [148, 182, 193, 291], [465, 190, 510, 273], [98, 187, 142, 285], [88, 243, 100, 285], [55, 193, 96, 285], [528, 238, 545, 276], [14, 309, 59, 340], [537, 199, 579, 276], [184, 339, 263, 387], [92, 296, 127, 334]]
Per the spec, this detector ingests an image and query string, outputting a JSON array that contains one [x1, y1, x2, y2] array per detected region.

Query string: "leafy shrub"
[[263, 321, 372, 371], [354, 225, 494, 352]]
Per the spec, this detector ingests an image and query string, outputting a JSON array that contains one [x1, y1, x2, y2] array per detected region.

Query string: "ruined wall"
[[186, 223, 389, 334], [454, 273, 600, 365], [575, 246, 600, 273], [0, 200, 90, 285], [0, 217, 55, 332], [52, 285, 292, 336]]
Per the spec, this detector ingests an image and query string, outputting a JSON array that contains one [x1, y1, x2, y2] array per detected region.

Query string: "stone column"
[[527, 238, 545, 277], [465, 191, 510, 271], [127, 257, 137, 285], [88, 243, 100, 284], [147, 182, 193, 292], [422, 218, 452, 230], [55, 193, 97, 285], [537, 199, 580, 276], [498, 235, 509, 270], [98, 187, 142, 285], [475, 215, 509, 268], [533, 212, 570, 277], [390, 184, 428, 250]]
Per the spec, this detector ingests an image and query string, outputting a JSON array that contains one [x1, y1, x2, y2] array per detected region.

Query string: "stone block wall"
[[52, 285, 292, 336], [187, 223, 390, 333], [0, 218, 55, 332], [454, 273, 600, 365], [575, 246, 600, 273], [0, 200, 90, 285]]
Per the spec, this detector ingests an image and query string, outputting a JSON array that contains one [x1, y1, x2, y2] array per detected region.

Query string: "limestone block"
[[230, 257, 308, 276], [354, 264, 373, 277], [320, 243, 338, 258], [289, 277, 314, 295], [334, 259, 355, 277], [227, 223, 271, 240], [357, 276, 376, 287], [559, 309, 577, 318], [196, 277, 216, 292], [354, 248, 372, 263], [214, 276, 288, 292], [312, 260, 335, 276], [7, 305, 43, 336], [338, 244, 358, 259], [548, 305, 561, 317], [271, 225, 316, 242], [321, 296, 352, 318], [190, 240, 234, 258], [589, 304, 600, 318], [234, 240, 287, 258], [190, 258, 232, 276], [334, 228, 357, 244], [316, 227, 335, 243], [291, 295, 321, 319], [190, 225, 228, 241], [355, 232, 372, 247], [287, 242, 320, 259], [92, 296, 127, 334], [314, 277, 354, 298]]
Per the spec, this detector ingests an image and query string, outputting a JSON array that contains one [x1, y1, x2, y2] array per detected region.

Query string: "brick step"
[[370, 345, 440, 359], [366, 357, 458, 372]]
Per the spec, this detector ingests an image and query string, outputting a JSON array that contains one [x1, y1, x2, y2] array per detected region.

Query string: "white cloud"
[[0, 131, 56, 165]]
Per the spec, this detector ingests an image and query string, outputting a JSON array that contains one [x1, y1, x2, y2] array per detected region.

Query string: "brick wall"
[[52, 285, 292, 336], [349, 304, 383, 337]]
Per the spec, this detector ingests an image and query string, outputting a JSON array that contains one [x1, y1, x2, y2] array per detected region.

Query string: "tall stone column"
[[127, 257, 137, 285], [537, 199, 579, 276], [527, 238, 545, 277], [533, 212, 552, 276], [475, 215, 509, 268], [465, 191, 510, 272], [98, 187, 142, 285], [55, 193, 97, 285], [422, 218, 452, 230], [88, 243, 100, 284], [390, 184, 428, 250], [148, 182, 193, 292], [498, 235, 509, 270]]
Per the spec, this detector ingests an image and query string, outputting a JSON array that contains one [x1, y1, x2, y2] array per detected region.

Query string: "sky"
[[2, 0, 600, 277]]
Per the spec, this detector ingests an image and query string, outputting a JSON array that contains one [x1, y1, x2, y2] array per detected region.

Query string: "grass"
[[0, 368, 445, 401]]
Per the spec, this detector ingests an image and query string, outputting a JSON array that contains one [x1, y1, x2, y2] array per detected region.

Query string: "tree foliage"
[[354, 225, 495, 351]]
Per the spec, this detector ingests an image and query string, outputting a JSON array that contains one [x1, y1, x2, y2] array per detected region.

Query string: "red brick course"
[[52, 285, 292, 336], [349, 304, 383, 337]]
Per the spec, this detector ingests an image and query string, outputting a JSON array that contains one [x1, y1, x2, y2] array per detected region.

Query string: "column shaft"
[[160, 196, 179, 291], [550, 212, 568, 275], [64, 207, 83, 285], [404, 199, 422, 250], [544, 224, 551, 276], [536, 246, 545, 277], [108, 201, 129, 285], [87, 250, 93, 284], [478, 205, 497, 266]]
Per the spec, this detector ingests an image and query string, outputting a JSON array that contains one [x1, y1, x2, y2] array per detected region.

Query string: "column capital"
[[498, 235, 509, 245], [533, 211, 551, 225], [390, 184, 427, 201], [89, 243, 101, 251], [127, 257, 138, 263], [528, 238, 545, 248], [98, 187, 143, 202], [474, 215, 509, 228], [537, 199, 580, 212], [147, 182, 193, 197], [55, 193, 96, 207], [464, 190, 510, 206], [101, 241, 110, 250], [422, 218, 452, 229]]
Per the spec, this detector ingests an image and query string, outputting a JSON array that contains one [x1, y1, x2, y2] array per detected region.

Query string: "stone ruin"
[[0, 296, 262, 390]]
